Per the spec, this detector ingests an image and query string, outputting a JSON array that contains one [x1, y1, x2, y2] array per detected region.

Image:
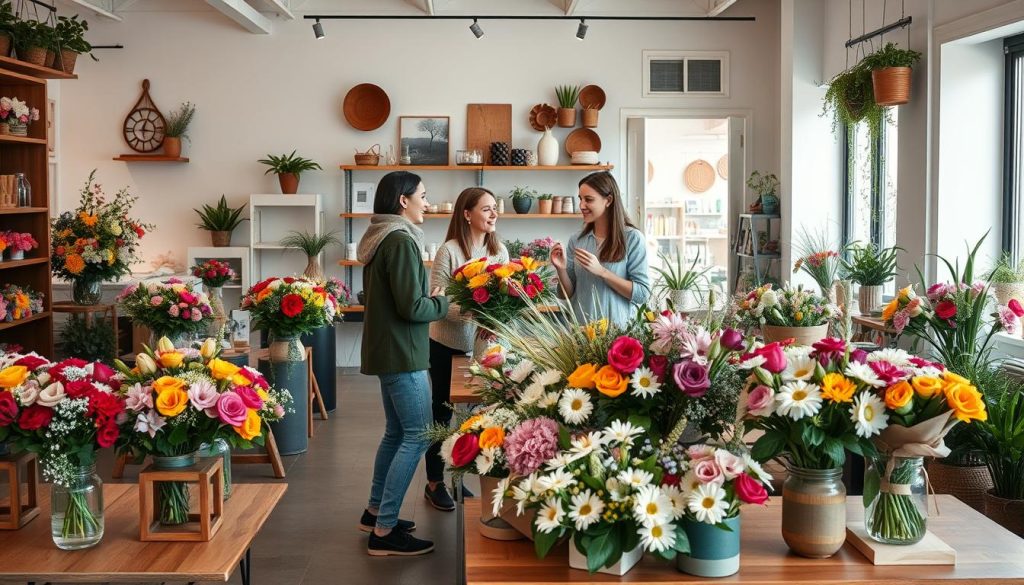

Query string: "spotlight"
[[576, 18, 588, 40], [469, 18, 484, 39], [313, 18, 324, 39]]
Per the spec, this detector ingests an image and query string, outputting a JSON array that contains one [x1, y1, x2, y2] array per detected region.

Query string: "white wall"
[[56, 0, 781, 365]]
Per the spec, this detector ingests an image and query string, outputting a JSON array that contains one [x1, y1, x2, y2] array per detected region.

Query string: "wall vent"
[[643, 51, 729, 97]]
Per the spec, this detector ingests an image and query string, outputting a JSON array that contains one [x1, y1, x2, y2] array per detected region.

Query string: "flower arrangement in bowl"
[[0, 97, 39, 136], [0, 283, 43, 322], [117, 278, 212, 345], [736, 283, 840, 345], [241, 277, 339, 361], [506, 237, 556, 261]]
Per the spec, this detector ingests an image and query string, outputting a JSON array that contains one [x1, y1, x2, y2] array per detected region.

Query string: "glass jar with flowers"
[[190, 260, 235, 335]]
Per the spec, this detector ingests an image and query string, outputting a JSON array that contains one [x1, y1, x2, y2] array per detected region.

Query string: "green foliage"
[[0, 2, 15, 32], [505, 239, 526, 257], [194, 195, 246, 232], [13, 19, 51, 51], [164, 102, 196, 140], [745, 170, 779, 196], [841, 242, 902, 286], [509, 185, 536, 200], [822, 62, 887, 139], [554, 84, 580, 108], [537, 193, 553, 200], [986, 253, 1024, 284], [653, 253, 709, 294], [58, 314, 114, 364], [965, 382, 1024, 499], [279, 230, 340, 256], [258, 150, 322, 175], [55, 14, 90, 54], [860, 42, 922, 70]]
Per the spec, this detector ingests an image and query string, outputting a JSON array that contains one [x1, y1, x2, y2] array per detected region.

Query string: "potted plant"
[[986, 253, 1024, 307], [257, 150, 322, 195], [745, 171, 780, 215], [54, 14, 90, 74], [653, 253, 710, 312], [162, 102, 194, 159], [736, 283, 839, 345], [13, 20, 49, 66], [860, 42, 922, 106], [536, 193, 554, 214], [509, 185, 536, 214], [194, 195, 246, 247], [822, 62, 887, 139], [0, 2, 15, 57], [554, 84, 579, 128], [841, 242, 901, 315], [965, 379, 1024, 537], [279, 229, 340, 281]]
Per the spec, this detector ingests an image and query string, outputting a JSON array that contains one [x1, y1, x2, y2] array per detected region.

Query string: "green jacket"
[[360, 231, 448, 375]]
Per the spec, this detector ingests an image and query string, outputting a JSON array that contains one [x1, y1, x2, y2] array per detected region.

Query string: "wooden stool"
[[0, 452, 39, 530], [139, 457, 224, 542]]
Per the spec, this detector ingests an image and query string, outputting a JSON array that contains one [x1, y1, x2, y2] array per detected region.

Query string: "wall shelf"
[[0, 257, 48, 271], [0, 135, 46, 146], [0, 55, 76, 80], [113, 155, 190, 162], [0, 207, 47, 215], [0, 311, 51, 332], [339, 259, 432, 267], [339, 164, 613, 172]]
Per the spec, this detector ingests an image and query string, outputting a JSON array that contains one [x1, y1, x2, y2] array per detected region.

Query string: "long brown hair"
[[445, 187, 501, 258], [579, 171, 636, 262]]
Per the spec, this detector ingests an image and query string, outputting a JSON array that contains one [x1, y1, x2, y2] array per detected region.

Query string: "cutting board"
[[846, 523, 956, 565], [466, 104, 512, 165]]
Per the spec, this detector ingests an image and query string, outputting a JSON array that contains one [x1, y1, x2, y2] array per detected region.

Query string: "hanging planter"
[[822, 62, 886, 139], [861, 43, 921, 106]]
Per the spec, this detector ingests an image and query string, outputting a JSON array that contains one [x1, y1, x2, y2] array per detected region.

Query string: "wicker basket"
[[354, 144, 381, 166], [927, 459, 992, 513], [984, 490, 1024, 537], [992, 282, 1024, 307]]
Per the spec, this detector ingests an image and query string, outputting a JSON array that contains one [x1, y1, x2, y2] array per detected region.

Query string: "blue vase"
[[761, 194, 779, 216], [512, 197, 532, 214], [677, 515, 741, 577]]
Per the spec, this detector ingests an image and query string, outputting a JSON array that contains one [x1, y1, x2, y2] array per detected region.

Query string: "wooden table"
[[451, 355, 483, 404], [462, 496, 1024, 584], [852, 315, 898, 348], [0, 482, 286, 584]]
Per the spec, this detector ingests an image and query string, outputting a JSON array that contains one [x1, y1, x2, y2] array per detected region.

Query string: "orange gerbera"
[[64, 253, 85, 275], [881, 298, 900, 322], [78, 211, 98, 227]]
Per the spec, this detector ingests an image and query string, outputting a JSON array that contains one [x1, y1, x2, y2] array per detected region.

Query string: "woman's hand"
[[550, 242, 567, 270], [574, 248, 607, 277], [430, 286, 445, 297]]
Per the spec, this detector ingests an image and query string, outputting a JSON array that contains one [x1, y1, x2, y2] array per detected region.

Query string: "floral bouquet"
[[0, 283, 44, 322], [241, 276, 338, 337], [1, 231, 38, 258], [322, 277, 350, 321], [0, 97, 40, 134], [996, 299, 1024, 339], [191, 259, 235, 288], [117, 278, 212, 341], [736, 283, 840, 330], [446, 256, 555, 331], [0, 354, 126, 546], [51, 171, 152, 283], [113, 337, 291, 524], [433, 406, 525, 478], [792, 229, 843, 297], [662, 443, 772, 526]]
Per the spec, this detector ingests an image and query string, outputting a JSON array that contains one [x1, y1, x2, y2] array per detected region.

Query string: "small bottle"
[[497, 199, 505, 214], [15, 173, 30, 207]]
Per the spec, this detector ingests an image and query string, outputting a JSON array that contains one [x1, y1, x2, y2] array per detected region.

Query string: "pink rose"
[[236, 386, 264, 410], [672, 360, 710, 397], [1009, 299, 1024, 318], [179, 291, 197, 304], [215, 392, 248, 426], [746, 384, 775, 416], [715, 449, 745, 480], [749, 343, 786, 373], [607, 336, 644, 374], [735, 472, 769, 505], [693, 459, 724, 485], [893, 310, 910, 333], [479, 349, 505, 369], [472, 287, 490, 304], [168, 305, 180, 317], [150, 295, 164, 306], [719, 328, 744, 351], [686, 444, 716, 463], [191, 310, 202, 321]]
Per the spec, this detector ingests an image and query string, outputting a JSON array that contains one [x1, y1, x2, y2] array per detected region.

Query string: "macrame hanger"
[[881, 0, 888, 45], [846, 0, 852, 69]]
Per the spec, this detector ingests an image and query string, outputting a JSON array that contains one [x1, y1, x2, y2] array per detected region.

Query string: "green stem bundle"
[[62, 490, 101, 540], [159, 481, 192, 525], [867, 458, 926, 543]]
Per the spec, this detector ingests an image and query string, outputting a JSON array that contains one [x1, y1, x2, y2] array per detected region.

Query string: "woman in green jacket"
[[356, 171, 448, 557]]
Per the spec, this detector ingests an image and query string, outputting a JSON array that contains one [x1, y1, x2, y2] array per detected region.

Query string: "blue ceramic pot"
[[512, 197, 533, 214], [761, 194, 779, 215], [677, 515, 741, 577]]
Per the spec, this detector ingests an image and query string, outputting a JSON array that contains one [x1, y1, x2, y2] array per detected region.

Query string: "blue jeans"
[[368, 370, 432, 529]]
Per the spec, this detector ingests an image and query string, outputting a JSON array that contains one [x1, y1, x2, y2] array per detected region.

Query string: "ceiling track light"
[[313, 18, 325, 39], [576, 18, 588, 40], [469, 18, 484, 39]]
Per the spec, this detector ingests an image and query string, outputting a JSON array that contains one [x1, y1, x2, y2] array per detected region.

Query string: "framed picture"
[[352, 182, 376, 214], [230, 309, 251, 347], [186, 246, 250, 291], [399, 116, 450, 166], [684, 199, 700, 214]]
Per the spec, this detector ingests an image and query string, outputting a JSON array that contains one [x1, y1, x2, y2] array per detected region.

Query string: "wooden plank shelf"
[[339, 164, 613, 172], [736, 252, 781, 259], [0, 257, 48, 270], [0, 311, 51, 331], [0, 56, 74, 81], [0, 135, 46, 146], [0, 207, 47, 215], [113, 155, 189, 162], [341, 213, 582, 219]]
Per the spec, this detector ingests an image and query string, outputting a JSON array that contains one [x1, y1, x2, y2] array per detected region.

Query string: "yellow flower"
[[942, 371, 971, 387], [884, 381, 914, 410], [519, 256, 540, 271], [78, 211, 98, 227], [467, 273, 491, 289], [158, 352, 184, 369], [153, 376, 187, 395], [594, 365, 628, 398], [492, 266, 515, 279], [881, 298, 900, 322], [208, 358, 241, 381], [461, 260, 487, 279], [257, 389, 270, 401], [794, 311, 803, 322], [106, 249, 116, 265], [155, 386, 189, 417], [645, 311, 656, 322], [945, 383, 987, 423], [820, 372, 856, 403], [567, 363, 598, 389], [898, 286, 914, 300], [231, 373, 252, 387], [0, 365, 28, 389], [234, 409, 262, 440], [459, 414, 483, 432], [911, 376, 944, 399], [584, 319, 609, 340], [478, 427, 505, 449]]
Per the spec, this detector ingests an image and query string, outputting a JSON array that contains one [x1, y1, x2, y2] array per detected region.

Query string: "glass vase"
[[15, 172, 30, 206], [150, 330, 195, 350], [199, 438, 232, 500], [208, 286, 227, 335], [781, 466, 846, 558], [268, 332, 304, 363], [71, 278, 102, 305], [152, 452, 197, 526], [51, 464, 104, 550], [865, 455, 927, 544]]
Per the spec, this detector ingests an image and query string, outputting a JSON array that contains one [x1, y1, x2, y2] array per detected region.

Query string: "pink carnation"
[[150, 295, 164, 306], [893, 310, 910, 333], [504, 417, 560, 476], [869, 360, 907, 385], [998, 305, 1021, 336], [168, 305, 180, 317]]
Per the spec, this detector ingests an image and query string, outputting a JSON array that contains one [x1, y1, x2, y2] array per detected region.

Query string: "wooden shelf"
[[0, 135, 46, 146], [0, 257, 47, 270], [341, 213, 582, 219], [339, 259, 432, 267], [339, 164, 613, 172], [0, 56, 75, 80], [113, 155, 189, 162], [340, 305, 366, 313], [0, 207, 47, 215], [0, 311, 50, 331], [739, 213, 781, 219]]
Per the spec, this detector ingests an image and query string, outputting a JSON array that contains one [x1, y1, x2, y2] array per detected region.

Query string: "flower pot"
[[557, 107, 576, 128], [163, 136, 182, 158], [8, 121, 27, 136], [208, 286, 227, 335], [677, 515, 741, 577], [261, 353, 309, 455], [478, 475, 534, 541], [538, 200, 553, 214], [992, 282, 1024, 308], [278, 173, 300, 195], [762, 324, 828, 347], [537, 127, 558, 166], [9, 250, 23, 261], [927, 458, 991, 514], [72, 278, 102, 306], [21, 46, 47, 66], [872, 66, 912, 106], [761, 193, 780, 215], [984, 490, 1024, 538], [303, 255, 324, 281], [669, 289, 701, 312], [512, 197, 532, 214], [59, 49, 78, 74], [581, 108, 599, 128], [51, 464, 103, 550], [781, 466, 846, 558], [211, 230, 231, 247], [44, 49, 55, 68], [568, 538, 642, 575], [858, 284, 884, 315], [268, 334, 305, 363]]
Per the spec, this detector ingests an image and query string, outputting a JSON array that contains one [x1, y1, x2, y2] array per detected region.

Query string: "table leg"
[[455, 480, 465, 585], [239, 547, 252, 585]]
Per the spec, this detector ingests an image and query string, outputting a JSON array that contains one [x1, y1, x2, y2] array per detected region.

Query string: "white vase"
[[858, 284, 884, 316], [568, 539, 643, 575], [537, 128, 558, 166], [9, 250, 23, 261]]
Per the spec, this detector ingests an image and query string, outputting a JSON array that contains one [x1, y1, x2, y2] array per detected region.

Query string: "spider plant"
[[555, 85, 580, 109], [257, 150, 322, 176], [653, 253, 710, 298], [194, 195, 247, 232], [280, 230, 341, 257], [841, 242, 902, 286]]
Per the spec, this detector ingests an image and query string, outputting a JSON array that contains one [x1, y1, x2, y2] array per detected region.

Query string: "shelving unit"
[[732, 213, 782, 292], [113, 155, 189, 163], [0, 65, 53, 355], [249, 194, 323, 282]]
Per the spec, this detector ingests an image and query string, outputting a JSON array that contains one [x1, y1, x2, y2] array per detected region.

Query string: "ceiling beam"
[[205, 0, 272, 34], [258, 0, 295, 19], [564, 0, 581, 16], [707, 0, 738, 17], [67, 0, 123, 21]]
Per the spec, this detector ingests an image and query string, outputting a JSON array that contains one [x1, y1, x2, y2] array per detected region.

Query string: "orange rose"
[[467, 273, 491, 289], [567, 363, 598, 389], [884, 381, 914, 411], [0, 365, 28, 389], [233, 409, 262, 440], [911, 376, 944, 399], [945, 383, 987, 423], [155, 386, 189, 417], [881, 298, 900, 322], [942, 371, 971, 387], [478, 427, 505, 449], [152, 376, 187, 395], [158, 352, 184, 369], [594, 365, 628, 398]]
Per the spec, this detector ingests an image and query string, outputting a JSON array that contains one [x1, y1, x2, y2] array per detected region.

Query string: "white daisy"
[[638, 520, 677, 553], [439, 434, 460, 466], [534, 497, 565, 534], [687, 482, 729, 525], [569, 431, 605, 458], [662, 484, 687, 520], [633, 484, 673, 527], [737, 354, 767, 370], [617, 467, 655, 490], [630, 366, 662, 398], [867, 348, 912, 367], [775, 381, 823, 420], [511, 474, 539, 515], [568, 489, 605, 531], [558, 388, 594, 425], [474, 447, 497, 475], [851, 392, 889, 438], [539, 390, 561, 409], [784, 344, 814, 360], [782, 354, 817, 381], [509, 359, 535, 383], [536, 468, 576, 492], [518, 381, 546, 405], [845, 362, 885, 388], [533, 369, 563, 387], [603, 420, 645, 446], [491, 477, 510, 517], [680, 470, 702, 497], [741, 453, 774, 487], [604, 476, 629, 501], [544, 452, 578, 470]]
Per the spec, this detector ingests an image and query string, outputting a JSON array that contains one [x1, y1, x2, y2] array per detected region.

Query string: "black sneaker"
[[367, 529, 435, 556], [359, 509, 416, 533], [424, 483, 456, 512]]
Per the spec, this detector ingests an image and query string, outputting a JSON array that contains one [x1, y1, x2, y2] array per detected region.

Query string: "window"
[[844, 113, 898, 291], [1004, 33, 1024, 262]]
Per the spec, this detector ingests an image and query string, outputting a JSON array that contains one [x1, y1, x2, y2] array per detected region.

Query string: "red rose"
[[283, 277, 295, 284], [65, 380, 95, 399], [281, 293, 305, 317], [14, 355, 49, 370], [607, 336, 645, 374], [472, 287, 490, 304], [1009, 299, 1024, 318], [96, 423, 119, 448], [0, 392, 17, 426], [451, 433, 481, 467], [735, 472, 769, 505], [251, 278, 274, 294], [744, 342, 787, 373], [88, 391, 125, 421], [661, 473, 681, 487], [91, 362, 115, 383], [648, 355, 668, 381], [935, 300, 957, 320], [524, 284, 539, 299], [18, 405, 52, 431]]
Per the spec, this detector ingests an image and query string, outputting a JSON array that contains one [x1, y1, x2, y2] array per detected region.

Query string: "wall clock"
[[122, 79, 166, 153]]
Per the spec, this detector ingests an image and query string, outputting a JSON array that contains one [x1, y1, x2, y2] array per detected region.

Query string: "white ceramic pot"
[[537, 128, 558, 166], [568, 539, 643, 575], [762, 324, 829, 346], [858, 284, 884, 315]]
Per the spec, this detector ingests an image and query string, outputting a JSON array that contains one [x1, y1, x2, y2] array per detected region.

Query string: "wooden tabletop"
[[852, 315, 896, 333], [464, 496, 1024, 584], [451, 355, 484, 404], [0, 482, 287, 583]]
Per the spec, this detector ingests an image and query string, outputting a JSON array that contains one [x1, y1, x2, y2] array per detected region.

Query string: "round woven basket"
[[984, 490, 1024, 537], [992, 282, 1024, 307], [927, 459, 992, 513]]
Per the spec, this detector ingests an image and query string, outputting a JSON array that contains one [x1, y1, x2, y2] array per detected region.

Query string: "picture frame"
[[684, 199, 700, 214], [186, 247, 250, 291], [351, 182, 376, 214], [229, 309, 251, 348], [399, 116, 450, 166]]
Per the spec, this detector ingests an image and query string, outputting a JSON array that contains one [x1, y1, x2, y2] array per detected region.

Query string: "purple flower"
[[851, 348, 868, 364], [504, 417, 560, 476], [673, 360, 710, 398], [719, 328, 744, 351]]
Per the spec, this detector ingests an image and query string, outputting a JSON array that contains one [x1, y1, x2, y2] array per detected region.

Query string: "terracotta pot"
[[581, 108, 598, 128], [163, 137, 182, 158], [538, 199, 553, 214], [557, 107, 576, 128], [762, 324, 829, 346], [21, 46, 47, 66], [872, 67, 912, 106], [210, 231, 231, 247], [927, 459, 991, 513], [59, 50, 78, 74], [278, 173, 299, 195], [984, 490, 1024, 537]]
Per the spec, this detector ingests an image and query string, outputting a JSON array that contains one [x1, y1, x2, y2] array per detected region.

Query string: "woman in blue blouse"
[[550, 171, 651, 326]]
